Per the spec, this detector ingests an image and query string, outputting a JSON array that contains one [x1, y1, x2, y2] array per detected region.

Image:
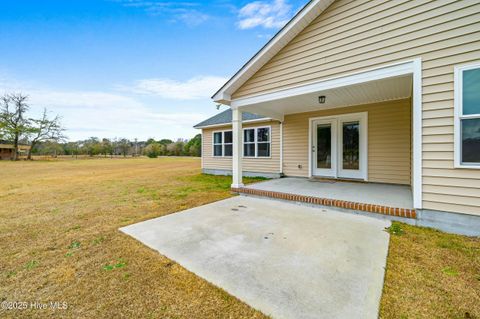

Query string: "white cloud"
[[237, 0, 292, 29], [0, 79, 208, 141], [29, 90, 207, 140], [119, 76, 228, 100], [113, 0, 210, 26]]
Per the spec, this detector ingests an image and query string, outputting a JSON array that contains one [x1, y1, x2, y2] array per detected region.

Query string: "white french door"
[[311, 113, 367, 180]]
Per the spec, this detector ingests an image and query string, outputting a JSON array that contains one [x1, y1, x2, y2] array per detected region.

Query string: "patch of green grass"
[[68, 241, 81, 249], [25, 260, 38, 270], [174, 186, 197, 199], [135, 186, 159, 200], [183, 174, 268, 192], [442, 267, 459, 277], [6, 270, 16, 278], [92, 236, 105, 245], [386, 222, 404, 236], [103, 259, 127, 271], [436, 238, 465, 250]]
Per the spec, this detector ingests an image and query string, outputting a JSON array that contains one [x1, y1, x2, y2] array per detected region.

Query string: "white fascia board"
[[231, 60, 415, 108], [212, 0, 332, 104]]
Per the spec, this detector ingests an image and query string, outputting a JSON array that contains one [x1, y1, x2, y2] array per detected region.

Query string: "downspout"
[[279, 121, 283, 177], [200, 131, 204, 170]]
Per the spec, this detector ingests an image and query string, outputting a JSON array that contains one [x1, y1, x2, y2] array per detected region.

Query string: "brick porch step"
[[232, 187, 416, 219]]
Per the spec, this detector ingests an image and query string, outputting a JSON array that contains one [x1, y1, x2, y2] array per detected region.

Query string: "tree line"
[[0, 92, 201, 160], [32, 135, 201, 158]]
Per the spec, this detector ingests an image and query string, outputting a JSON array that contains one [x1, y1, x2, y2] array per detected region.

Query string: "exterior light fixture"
[[318, 95, 326, 104]]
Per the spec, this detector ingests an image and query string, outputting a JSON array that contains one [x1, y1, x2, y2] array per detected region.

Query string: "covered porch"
[[227, 60, 422, 212], [237, 177, 416, 219]]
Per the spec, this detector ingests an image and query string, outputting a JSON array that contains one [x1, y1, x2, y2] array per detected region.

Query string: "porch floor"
[[244, 177, 413, 209]]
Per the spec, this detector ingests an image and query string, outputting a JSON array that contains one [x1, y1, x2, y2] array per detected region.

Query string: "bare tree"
[[27, 108, 65, 160], [0, 93, 30, 160]]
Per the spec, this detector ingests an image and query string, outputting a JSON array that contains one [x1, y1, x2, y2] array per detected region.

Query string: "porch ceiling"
[[237, 74, 412, 120]]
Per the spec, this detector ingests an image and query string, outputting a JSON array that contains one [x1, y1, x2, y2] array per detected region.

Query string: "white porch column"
[[231, 108, 244, 189]]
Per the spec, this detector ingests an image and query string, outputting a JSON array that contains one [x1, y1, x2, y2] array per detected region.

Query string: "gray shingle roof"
[[194, 109, 266, 128]]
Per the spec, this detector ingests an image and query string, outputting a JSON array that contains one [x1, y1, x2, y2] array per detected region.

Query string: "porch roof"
[[232, 68, 413, 122], [193, 109, 267, 129]]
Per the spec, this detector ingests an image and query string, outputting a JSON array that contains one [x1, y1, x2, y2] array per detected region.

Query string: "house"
[[0, 140, 31, 160], [194, 0, 480, 235]]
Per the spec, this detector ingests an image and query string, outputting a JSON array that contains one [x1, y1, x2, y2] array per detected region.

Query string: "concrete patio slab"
[[246, 177, 413, 209], [121, 196, 391, 319]]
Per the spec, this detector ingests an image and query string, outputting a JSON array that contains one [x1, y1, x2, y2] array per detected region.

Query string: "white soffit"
[[212, 0, 335, 104], [237, 75, 413, 116]]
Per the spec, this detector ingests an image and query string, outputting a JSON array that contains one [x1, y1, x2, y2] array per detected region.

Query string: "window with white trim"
[[213, 131, 232, 157], [243, 127, 271, 157], [455, 64, 480, 167]]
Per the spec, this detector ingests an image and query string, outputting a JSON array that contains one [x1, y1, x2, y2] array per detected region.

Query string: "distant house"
[[194, 0, 480, 235], [0, 140, 31, 160]]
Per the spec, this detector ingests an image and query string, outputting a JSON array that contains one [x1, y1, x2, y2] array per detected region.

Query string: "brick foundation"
[[232, 187, 416, 219]]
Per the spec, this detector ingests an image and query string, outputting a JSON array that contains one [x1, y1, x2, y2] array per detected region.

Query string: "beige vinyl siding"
[[282, 99, 411, 185], [202, 121, 281, 174], [231, 0, 480, 216]]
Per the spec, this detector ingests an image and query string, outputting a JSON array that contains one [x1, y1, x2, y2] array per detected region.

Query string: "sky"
[[0, 0, 306, 141]]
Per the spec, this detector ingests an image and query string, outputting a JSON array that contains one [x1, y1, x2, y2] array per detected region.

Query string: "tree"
[[146, 138, 156, 145], [101, 138, 113, 158], [184, 134, 201, 156], [0, 93, 30, 160], [144, 142, 161, 158], [26, 108, 64, 160], [83, 137, 101, 156], [118, 138, 130, 157], [158, 139, 173, 145]]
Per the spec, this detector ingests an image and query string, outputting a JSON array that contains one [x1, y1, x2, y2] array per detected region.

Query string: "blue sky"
[[0, 0, 306, 141]]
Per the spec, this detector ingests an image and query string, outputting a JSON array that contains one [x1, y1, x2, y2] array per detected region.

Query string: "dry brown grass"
[[1, 158, 479, 318], [380, 222, 480, 319], [0, 157, 267, 319]]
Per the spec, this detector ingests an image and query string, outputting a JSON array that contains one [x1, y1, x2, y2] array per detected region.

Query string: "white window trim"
[[242, 126, 272, 158], [454, 62, 480, 169], [212, 130, 233, 158]]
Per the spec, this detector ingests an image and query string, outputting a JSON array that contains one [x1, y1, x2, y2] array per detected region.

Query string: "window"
[[213, 131, 232, 157], [455, 64, 480, 167], [243, 126, 271, 157]]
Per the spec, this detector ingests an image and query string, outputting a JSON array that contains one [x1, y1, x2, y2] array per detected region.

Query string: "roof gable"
[[212, 0, 335, 105]]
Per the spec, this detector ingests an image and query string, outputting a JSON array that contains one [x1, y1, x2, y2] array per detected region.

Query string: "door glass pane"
[[342, 121, 359, 170], [463, 68, 480, 115], [462, 118, 480, 163], [316, 124, 331, 169]]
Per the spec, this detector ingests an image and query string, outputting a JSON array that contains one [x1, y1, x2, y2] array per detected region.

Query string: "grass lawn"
[[0, 157, 267, 319], [380, 222, 480, 319], [0, 157, 478, 318]]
